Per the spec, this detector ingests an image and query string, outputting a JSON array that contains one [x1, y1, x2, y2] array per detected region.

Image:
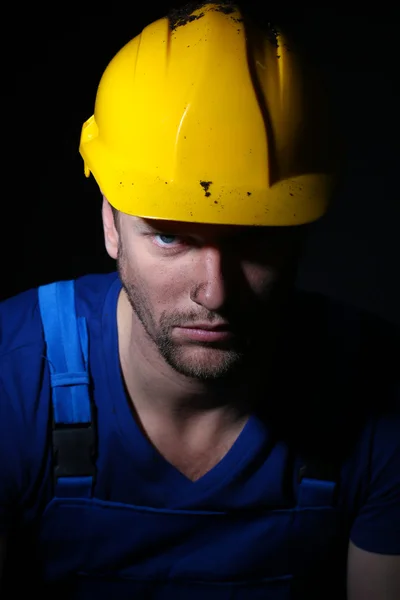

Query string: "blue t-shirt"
[[0, 272, 399, 596]]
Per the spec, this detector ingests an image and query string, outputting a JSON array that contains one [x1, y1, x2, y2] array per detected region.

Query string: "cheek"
[[131, 256, 190, 310], [154, 265, 192, 304], [241, 262, 278, 295]]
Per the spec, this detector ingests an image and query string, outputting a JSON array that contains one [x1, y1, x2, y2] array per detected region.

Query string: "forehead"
[[128, 216, 304, 241]]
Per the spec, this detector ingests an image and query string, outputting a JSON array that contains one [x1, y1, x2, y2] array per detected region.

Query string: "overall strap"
[[38, 280, 96, 498]]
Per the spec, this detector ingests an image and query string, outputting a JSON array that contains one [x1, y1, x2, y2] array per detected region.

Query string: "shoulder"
[[0, 285, 47, 427], [273, 290, 399, 522], [0, 271, 120, 409], [341, 404, 400, 599], [343, 396, 400, 555], [0, 271, 120, 357], [0, 286, 43, 356], [296, 292, 400, 554], [73, 271, 120, 318], [0, 272, 120, 523], [0, 285, 48, 526]]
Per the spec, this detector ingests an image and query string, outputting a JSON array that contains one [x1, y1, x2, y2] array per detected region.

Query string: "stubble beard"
[[117, 253, 247, 382]]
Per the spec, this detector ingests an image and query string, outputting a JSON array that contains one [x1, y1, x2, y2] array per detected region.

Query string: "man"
[[0, 2, 399, 599]]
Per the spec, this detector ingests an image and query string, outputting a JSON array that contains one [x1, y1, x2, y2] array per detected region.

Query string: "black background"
[[2, 3, 399, 324]]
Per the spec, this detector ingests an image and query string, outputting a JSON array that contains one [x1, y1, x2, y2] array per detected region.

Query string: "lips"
[[174, 324, 234, 342], [182, 323, 230, 331]]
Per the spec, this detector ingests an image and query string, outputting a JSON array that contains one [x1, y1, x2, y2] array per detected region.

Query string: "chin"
[[163, 346, 245, 381]]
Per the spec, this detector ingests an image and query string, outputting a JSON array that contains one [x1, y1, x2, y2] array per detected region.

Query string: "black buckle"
[[52, 425, 96, 481]]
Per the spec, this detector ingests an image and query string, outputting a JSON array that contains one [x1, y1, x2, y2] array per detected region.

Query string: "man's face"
[[112, 210, 304, 381]]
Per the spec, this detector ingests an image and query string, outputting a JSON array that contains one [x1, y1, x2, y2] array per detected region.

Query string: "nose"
[[190, 246, 228, 312]]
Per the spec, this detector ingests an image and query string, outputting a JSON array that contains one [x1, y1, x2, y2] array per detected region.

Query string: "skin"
[[347, 541, 400, 600]]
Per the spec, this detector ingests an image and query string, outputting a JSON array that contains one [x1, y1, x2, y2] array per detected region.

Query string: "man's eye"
[[153, 234, 182, 248]]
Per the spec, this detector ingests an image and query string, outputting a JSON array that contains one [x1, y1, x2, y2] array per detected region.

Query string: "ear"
[[102, 196, 119, 260]]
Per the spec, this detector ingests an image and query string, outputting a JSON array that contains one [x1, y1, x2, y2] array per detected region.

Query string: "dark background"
[[1, 3, 399, 324]]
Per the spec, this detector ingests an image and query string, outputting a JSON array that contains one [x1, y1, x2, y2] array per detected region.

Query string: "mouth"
[[182, 323, 231, 331], [174, 324, 234, 343]]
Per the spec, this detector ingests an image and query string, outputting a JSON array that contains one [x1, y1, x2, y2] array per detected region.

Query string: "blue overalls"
[[36, 280, 346, 599]]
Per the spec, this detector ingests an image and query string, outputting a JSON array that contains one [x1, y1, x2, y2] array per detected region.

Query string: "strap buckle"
[[52, 424, 96, 481]]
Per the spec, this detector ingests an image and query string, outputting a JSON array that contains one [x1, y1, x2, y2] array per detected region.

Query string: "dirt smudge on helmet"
[[214, 2, 243, 23], [169, 1, 241, 31], [264, 22, 279, 48], [169, 2, 205, 31], [200, 180, 213, 197], [214, 1, 238, 15]]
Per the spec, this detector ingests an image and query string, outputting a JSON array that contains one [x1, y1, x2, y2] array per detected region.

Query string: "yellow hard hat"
[[80, 2, 341, 226]]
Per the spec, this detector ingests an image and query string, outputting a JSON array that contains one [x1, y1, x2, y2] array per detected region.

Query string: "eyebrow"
[[134, 220, 160, 233], [134, 219, 304, 242], [136, 219, 189, 235]]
